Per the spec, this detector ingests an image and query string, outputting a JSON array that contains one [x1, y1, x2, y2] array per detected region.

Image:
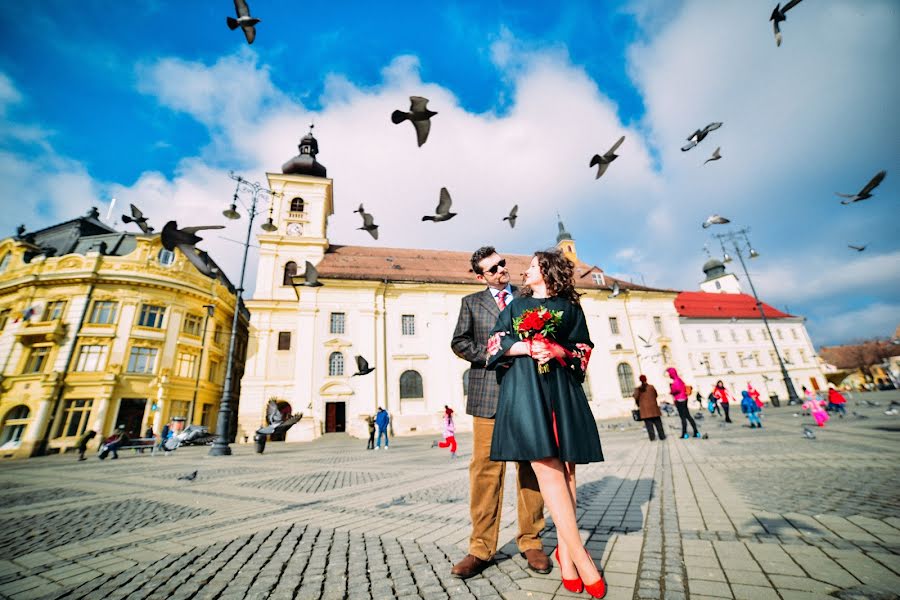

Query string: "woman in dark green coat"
[[486, 249, 606, 598]]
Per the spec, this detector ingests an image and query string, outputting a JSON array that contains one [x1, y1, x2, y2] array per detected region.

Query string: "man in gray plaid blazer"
[[449, 246, 549, 578]]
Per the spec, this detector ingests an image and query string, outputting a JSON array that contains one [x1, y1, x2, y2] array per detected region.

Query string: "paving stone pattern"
[[0, 398, 898, 600]]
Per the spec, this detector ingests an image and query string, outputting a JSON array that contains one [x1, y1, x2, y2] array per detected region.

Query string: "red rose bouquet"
[[513, 306, 564, 373]]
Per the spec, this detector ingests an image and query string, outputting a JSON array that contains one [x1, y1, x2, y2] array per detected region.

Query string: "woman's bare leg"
[[532, 458, 600, 584], [555, 462, 578, 576]]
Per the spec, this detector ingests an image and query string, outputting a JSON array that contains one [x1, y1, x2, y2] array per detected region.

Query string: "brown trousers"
[[469, 416, 545, 560]]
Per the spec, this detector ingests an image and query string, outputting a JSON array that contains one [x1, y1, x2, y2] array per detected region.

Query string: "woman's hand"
[[531, 338, 565, 365]]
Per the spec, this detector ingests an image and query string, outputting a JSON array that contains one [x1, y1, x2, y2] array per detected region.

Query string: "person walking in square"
[[712, 380, 733, 423], [374, 407, 390, 449], [432, 405, 458, 457], [76, 429, 96, 461], [741, 390, 763, 428], [667, 368, 700, 439], [827, 385, 847, 417], [450, 246, 550, 579], [366, 415, 376, 450], [803, 393, 829, 427], [634, 375, 665, 441]]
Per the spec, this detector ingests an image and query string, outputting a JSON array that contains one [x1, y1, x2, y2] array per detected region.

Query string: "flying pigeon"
[[704, 147, 722, 165], [836, 170, 886, 204], [681, 122, 723, 152], [503, 205, 518, 228], [589, 136, 625, 179], [177, 470, 198, 481], [422, 187, 457, 222], [770, 0, 803, 47], [160, 221, 225, 278], [391, 96, 437, 147], [608, 281, 621, 299], [226, 0, 260, 45], [802, 427, 815, 439], [352, 355, 375, 376], [848, 244, 867, 252], [121, 204, 154, 234], [702, 214, 730, 228], [637, 335, 652, 348], [297, 261, 323, 287], [354, 204, 379, 240]]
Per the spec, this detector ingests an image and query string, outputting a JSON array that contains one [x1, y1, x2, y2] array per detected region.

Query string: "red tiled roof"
[[819, 341, 900, 369], [314, 245, 672, 292], [674, 291, 794, 319]]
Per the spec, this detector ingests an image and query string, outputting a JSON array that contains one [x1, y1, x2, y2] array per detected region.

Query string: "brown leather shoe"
[[521, 548, 552, 574], [451, 554, 492, 579]]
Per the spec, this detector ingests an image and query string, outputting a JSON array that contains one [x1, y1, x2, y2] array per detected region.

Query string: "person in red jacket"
[[827, 386, 847, 417], [712, 381, 733, 423]]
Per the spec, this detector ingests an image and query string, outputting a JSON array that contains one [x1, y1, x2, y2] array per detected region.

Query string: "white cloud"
[[806, 302, 900, 346]]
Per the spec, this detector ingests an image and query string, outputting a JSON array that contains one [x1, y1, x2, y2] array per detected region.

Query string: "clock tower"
[[251, 126, 334, 300]]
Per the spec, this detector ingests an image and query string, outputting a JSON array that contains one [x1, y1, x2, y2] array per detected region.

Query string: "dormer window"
[[290, 198, 305, 213], [592, 273, 604, 286]]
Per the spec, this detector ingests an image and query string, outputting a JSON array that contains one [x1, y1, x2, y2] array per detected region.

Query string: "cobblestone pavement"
[[1, 399, 899, 600]]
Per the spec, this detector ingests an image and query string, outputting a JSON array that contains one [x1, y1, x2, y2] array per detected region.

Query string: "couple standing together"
[[450, 246, 607, 598]]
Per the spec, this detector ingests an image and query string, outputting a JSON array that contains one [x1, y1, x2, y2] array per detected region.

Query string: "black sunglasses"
[[483, 259, 506, 275]]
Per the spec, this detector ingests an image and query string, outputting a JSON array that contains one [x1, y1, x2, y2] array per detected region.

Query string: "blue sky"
[[1, 0, 898, 347]]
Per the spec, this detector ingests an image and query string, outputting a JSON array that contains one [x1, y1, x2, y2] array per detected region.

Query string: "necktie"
[[496, 290, 508, 310]]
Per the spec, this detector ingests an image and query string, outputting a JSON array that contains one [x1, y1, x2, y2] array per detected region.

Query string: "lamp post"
[[209, 173, 280, 456], [714, 228, 800, 405]]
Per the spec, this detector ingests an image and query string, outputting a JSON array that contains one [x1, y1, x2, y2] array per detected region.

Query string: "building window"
[[701, 353, 712, 374], [213, 323, 223, 345], [277, 331, 291, 350], [88, 300, 117, 325], [784, 350, 793, 364], [777, 329, 783, 340], [592, 273, 604, 285], [175, 352, 198, 379], [158, 248, 175, 266], [462, 369, 470, 396], [74, 345, 108, 372], [608, 317, 619, 335], [737, 352, 746, 368], [0, 308, 10, 331], [43, 300, 67, 321], [200, 403, 214, 429], [402, 315, 416, 336], [770, 350, 778, 365], [328, 352, 344, 376], [713, 329, 721, 342], [714, 281, 721, 290], [661, 346, 672, 364], [761, 328, 769, 340], [697, 330, 705, 343], [182, 313, 203, 337], [137, 304, 166, 329], [126, 347, 158, 374], [208, 360, 220, 383], [746, 329, 753, 341], [730, 329, 738, 342], [799, 348, 807, 364], [616, 363, 634, 397], [330, 312, 345, 334], [653, 316, 663, 335], [720, 353, 730, 369], [791, 328, 798, 340], [0, 406, 30, 450], [61, 399, 92, 438], [23, 346, 51, 374], [169, 400, 190, 420], [290, 198, 305, 213], [283, 261, 298, 286], [400, 370, 424, 398], [753, 352, 762, 367]]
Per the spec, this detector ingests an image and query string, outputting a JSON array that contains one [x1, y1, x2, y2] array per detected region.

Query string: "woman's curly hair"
[[521, 249, 581, 304]]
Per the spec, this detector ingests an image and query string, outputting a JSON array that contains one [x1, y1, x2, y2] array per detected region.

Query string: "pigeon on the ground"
[[422, 188, 457, 222], [391, 96, 437, 147], [681, 122, 722, 151], [160, 221, 225, 278], [802, 427, 815, 439], [852, 411, 869, 420], [770, 0, 803, 47], [296, 261, 323, 287], [589, 136, 625, 179], [837, 170, 887, 204], [354, 204, 379, 240], [352, 355, 375, 376], [121, 204, 154, 234], [848, 244, 867, 252], [702, 214, 730, 228], [177, 470, 198, 481], [226, 0, 260, 45], [704, 147, 722, 165], [503, 205, 518, 228], [608, 281, 621, 299]]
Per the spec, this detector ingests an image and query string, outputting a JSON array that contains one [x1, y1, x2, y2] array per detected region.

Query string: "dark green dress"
[[486, 296, 604, 464]]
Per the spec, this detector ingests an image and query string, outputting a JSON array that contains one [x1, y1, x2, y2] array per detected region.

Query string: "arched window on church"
[[661, 346, 672, 365], [283, 261, 297, 286], [328, 352, 344, 376], [616, 363, 635, 397], [0, 405, 30, 450], [462, 369, 470, 396], [290, 198, 305, 213], [400, 370, 423, 399]]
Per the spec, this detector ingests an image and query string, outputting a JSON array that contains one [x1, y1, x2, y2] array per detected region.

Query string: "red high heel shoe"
[[582, 549, 608, 599], [554, 547, 583, 593]]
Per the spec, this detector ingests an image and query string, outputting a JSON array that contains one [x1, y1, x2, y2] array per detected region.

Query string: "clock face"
[[286, 222, 303, 236]]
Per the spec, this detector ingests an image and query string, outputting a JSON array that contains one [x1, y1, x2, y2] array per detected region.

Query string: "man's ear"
[[475, 274, 485, 284]]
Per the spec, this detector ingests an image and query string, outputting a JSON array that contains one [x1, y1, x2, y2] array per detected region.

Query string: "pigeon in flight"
[[589, 136, 625, 179], [637, 335, 652, 348], [391, 96, 437, 147], [177, 470, 198, 481], [681, 122, 723, 152], [848, 244, 867, 252], [352, 355, 375, 376], [608, 281, 621, 299], [422, 188, 457, 222], [160, 221, 225, 278], [802, 427, 815, 439], [354, 204, 379, 240], [503, 205, 518, 228], [836, 170, 886, 204], [297, 261, 323, 287], [704, 147, 722, 165], [121, 204, 154, 234], [226, 0, 260, 45], [702, 214, 730, 228], [770, 0, 803, 47]]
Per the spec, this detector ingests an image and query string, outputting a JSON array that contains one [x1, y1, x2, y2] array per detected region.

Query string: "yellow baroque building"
[[0, 208, 248, 459]]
